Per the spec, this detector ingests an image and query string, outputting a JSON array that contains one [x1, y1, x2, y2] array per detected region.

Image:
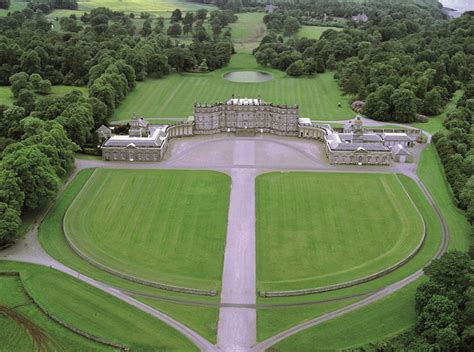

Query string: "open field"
[[271, 279, 421, 351], [64, 168, 230, 291], [0, 85, 88, 107], [409, 89, 464, 134], [0, 0, 27, 17], [256, 172, 424, 292], [135, 296, 219, 343], [297, 25, 342, 39], [113, 53, 354, 120], [230, 12, 266, 53], [418, 144, 471, 250], [39, 169, 221, 341], [0, 261, 197, 350], [0, 274, 108, 351], [257, 173, 442, 341], [77, 0, 215, 13]]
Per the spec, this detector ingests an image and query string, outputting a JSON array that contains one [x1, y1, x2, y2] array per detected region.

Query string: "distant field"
[[297, 25, 343, 39], [0, 85, 88, 106], [113, 53, 354, 120], [230, 12, 266, 53], [409, 89, 463, 134], [64, 168, 230, 291], [256, 172, 424, 292], [77, 0, 215, 13], [0, 0, 27, 17]]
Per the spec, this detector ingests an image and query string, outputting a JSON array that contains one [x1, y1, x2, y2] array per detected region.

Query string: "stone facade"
[[194, 98, 299, 136], [101, 99, 418, 166]]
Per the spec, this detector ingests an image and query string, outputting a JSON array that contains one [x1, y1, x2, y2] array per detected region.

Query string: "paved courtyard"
[[0, 133, 445, 352]]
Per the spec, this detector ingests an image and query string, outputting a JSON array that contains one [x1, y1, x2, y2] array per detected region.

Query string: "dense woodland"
[[0, 6, 235, 246], [254, 4, 473, 123]]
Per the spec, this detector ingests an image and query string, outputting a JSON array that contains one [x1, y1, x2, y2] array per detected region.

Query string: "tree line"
[[0, 5, 236, 245], [432, 85, 474, 224], [361, 251, 473, 351], [253, 3, 473, 124]]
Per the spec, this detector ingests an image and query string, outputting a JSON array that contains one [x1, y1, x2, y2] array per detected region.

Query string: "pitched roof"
[[392, 144, 410, 155], [103, 126, 167, 148], [382, 133, 412, 141]]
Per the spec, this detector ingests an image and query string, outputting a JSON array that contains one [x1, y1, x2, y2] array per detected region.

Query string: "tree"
[[196, 9, 207, 21], [88, 97, 109, 128], [417, 295, 460, 343], [29, 73, 42, 90], [0, 0, 11, 10], [147, 53, 169, 78], [15, 89, 36, 114], [170, 8, 182, 23], [2, 146, 60, 210], [182, 22, 192, 35], [0, 168, 24, 211], [56, 102, 94, 147], [9, 72, 31, 98], [167, 23, 182, 37], [154, 17, 164, 33], [459, 176, 474, 222], [37, 80, 52, 95], [315, 57, 325, 73], [424, 251, 471, 295], [422, 88, 443, 115], [283, 17, 300, 37], [286, 60, 305, 76], [0, 203, 21, 245], [20, 50, 41, 74], [255, 47, 277, 66], [183, 12, 194, 25], [343, 73, 362, 96], [166, 47, 196, 72], [18, 117, 78, 177], [1, 106, 26, 139], [140, 19, 152, 37], [390, 88, 417, 122]]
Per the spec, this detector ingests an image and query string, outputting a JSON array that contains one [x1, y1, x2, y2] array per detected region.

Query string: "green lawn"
[[256, 172, 424, 292], [39, 168, 221, 342], [229, 12, 266, 53], [0, 0, 27, 17], [0, 261, 198, 351], [0, 85, 88, 107], [271, 279, 421, 351], [257, 174, 443, 341], [417, 144, 471, 251], [135, 296, 219, 343], [113, 53, 353, 120], [297, 25, 342, 39], [0, 273, 110, 351], [77, 0, 215, 13], [64, 168, 230, 291], [409, 89, 464, 134]]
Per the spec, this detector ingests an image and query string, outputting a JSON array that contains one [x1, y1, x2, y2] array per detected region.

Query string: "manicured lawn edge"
[[62, 169, 217, 296], [0, 271, 128, 350], [39, 168, 220, 342], [259, 174, 426, 297]]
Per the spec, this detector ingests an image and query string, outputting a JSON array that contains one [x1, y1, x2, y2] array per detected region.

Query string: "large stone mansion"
[[101, 98, 420, 165]]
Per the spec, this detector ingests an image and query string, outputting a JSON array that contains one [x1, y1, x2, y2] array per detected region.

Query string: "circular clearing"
[[223, 71, 273, 83]]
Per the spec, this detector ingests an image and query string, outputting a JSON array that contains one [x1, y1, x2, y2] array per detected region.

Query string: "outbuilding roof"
[[382, 133, 412, 141], [391, 144, 411, 155], [103, 126, 167, 148]]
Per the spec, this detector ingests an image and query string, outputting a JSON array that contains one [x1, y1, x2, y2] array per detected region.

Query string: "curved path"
[[0, 131, 450, 352]]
